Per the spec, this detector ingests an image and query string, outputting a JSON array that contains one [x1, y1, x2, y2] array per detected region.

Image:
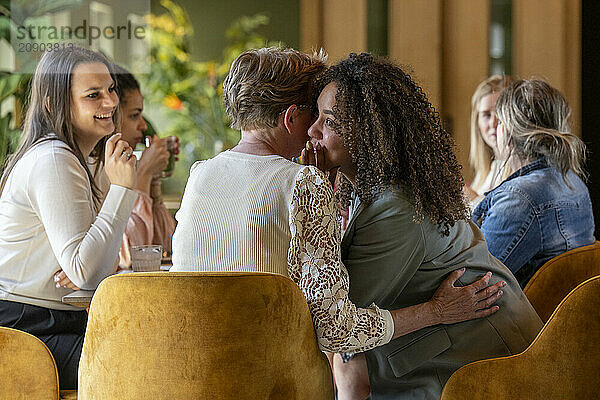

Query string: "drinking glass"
[[130, 245, 163, 272]]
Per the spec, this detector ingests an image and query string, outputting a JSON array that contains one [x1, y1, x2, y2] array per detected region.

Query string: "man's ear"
[[283, 104, 298, 134]]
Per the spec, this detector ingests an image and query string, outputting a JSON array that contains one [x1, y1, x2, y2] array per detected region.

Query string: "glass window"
[[490, 0, 512, 75]]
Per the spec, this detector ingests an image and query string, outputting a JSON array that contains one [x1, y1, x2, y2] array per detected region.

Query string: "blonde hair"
[[496, 79, 586, 182], [223, 47, 327, 131], [469, 75, 513, 192]]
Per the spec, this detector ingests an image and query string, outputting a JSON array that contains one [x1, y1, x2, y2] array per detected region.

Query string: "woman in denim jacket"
[[473, 79, 595, 288]]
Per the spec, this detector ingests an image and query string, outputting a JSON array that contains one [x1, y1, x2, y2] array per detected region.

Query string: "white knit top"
[[0, 139, 137, 310], [171, 151, 394, 352]]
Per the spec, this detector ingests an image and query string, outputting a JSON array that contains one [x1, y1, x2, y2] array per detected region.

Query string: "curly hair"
[[316, 53, 469, 233]]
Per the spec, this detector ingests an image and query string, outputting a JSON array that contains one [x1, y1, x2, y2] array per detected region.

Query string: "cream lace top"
[[171, 151, 393, 352]]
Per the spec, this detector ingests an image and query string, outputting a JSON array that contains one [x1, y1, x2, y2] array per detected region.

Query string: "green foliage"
[[0, 0, 80, 171], [0, 112, 20, 167], [141, 0, 280, 194]]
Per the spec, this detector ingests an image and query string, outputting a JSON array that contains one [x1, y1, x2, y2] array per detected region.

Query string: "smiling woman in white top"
[[172, 47, 505, 356], [0, 47, 137, 389]]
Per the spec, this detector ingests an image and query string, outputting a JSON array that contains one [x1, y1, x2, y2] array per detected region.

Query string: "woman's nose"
[[106, 91, 119, 108], [139, 117, 148, 131], [308, 123, 322, 139], [491, 112, 498, 128]]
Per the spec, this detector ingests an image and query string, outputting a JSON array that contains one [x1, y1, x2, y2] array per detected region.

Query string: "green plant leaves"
[[9, 0, 82, 25], [0, 111, 21, 170], [0, 72, 22, 103]]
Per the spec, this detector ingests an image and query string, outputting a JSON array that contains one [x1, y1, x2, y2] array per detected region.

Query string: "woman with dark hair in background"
[[305, 53, 542, 399], [107, 65, 177, 267], [0, 47, 137, 388], [473, 79, 595, 287]]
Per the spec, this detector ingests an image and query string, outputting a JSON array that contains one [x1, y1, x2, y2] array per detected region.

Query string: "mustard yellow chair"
[[440, 275, 600, 399], [0, 326, 55, 399], [524, 241, 600, 322], [0, 327, 77, 400], [78, 272, 334, 399]]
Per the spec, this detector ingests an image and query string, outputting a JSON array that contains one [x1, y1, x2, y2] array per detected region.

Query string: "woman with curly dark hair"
[[304, 53, 542, 400]]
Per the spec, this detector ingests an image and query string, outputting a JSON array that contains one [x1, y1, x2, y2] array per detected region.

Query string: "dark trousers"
[[0, 300, 87, 390]]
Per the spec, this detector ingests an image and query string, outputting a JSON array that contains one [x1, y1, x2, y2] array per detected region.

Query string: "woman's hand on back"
[[104, 133, 136, 189], [428, 268, 506, 324]]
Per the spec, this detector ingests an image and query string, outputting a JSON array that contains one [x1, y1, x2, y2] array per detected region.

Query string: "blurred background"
[[1, 0, 599, 236]]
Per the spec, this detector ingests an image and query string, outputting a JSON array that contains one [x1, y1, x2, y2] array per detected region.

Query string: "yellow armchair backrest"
[[441, 275, 600, 399], [78, 271, 334, 400], [524, 241, 600, 322], [0, 326, 60, 400]]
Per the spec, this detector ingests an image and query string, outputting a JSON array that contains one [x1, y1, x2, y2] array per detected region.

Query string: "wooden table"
[[62, 290, 95, 307], [62, 264, 171, 307]]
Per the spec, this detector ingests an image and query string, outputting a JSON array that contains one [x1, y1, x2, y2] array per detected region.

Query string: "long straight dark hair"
[[0, 46, 119, 207]]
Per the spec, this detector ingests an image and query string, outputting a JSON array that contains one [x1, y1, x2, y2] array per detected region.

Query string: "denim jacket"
[[472, 157, 595, 287]]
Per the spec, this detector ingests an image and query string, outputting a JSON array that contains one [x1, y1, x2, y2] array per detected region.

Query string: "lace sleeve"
[[287, 167, 394, 353]]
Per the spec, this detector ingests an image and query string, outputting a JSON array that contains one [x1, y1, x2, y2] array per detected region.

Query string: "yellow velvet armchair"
[[440, 275, 600, 399], [78, 271, 334, 399], [524, 241, 600, 322], [0, 326, 59, 400], [0, 326, 78, 399]]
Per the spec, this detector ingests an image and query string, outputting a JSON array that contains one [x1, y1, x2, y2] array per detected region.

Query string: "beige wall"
[[442, 0, 489, 181], [300, 0, 581, 180], [389, 0, 442, 109], [300, 0, 367, 62], [513, 0, 581, 135], [388, 0, 488, 180]]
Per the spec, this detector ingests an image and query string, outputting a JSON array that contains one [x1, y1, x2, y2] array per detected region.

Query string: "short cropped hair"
[[223, 47, 327, 130]]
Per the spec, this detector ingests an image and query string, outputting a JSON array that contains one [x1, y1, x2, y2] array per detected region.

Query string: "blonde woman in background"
[[464, 75, 513, 209], [473, 79, 595, 287]]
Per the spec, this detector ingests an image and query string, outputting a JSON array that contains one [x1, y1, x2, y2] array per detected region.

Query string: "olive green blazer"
[[341, 189, 543, 400]]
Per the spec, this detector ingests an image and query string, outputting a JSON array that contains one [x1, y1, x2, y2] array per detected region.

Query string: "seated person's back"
[[473, 79, 595, 287], [344, 188, 542, 397], [172, 151, 306, 274]]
